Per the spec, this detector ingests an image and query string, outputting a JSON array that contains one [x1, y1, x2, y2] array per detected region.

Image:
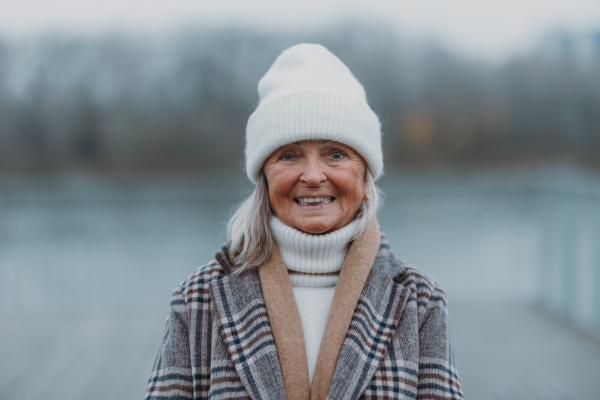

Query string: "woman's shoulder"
[[379, 235, 447, 310], [386, 256, 449, 329], [393, 261, 448, 308], [394, 259, 443, 292], [175, 247, 231, 303]]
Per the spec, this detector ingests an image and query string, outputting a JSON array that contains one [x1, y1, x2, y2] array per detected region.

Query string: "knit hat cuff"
[[245, 90, 383, 183]]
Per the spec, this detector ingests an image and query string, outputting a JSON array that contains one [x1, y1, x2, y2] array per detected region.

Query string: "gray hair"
[[226, 171, 383, 274]]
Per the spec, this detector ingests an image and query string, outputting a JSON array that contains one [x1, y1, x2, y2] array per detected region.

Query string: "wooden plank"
[[6, 320, 121, 400], [0, 320, 68, 398], [451, 307, 600, 400], [42, 319, 129, 400], [2, 307, 600, 399]]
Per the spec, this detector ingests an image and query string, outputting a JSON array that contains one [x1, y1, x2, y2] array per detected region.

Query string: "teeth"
[[296, 197, 333, 206]]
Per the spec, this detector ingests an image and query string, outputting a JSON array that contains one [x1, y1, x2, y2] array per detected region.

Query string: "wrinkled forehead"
[[272, 140, 362, 154], [291, 140, 330, 146]]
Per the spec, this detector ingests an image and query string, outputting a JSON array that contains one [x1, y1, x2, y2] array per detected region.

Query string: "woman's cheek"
[[339, 167, 366, 207]]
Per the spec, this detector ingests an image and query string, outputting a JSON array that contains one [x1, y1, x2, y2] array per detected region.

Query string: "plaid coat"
[[146, 232, 463, 399]]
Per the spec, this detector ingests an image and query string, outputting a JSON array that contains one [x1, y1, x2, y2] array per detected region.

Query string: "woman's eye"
[[280, 153, 295, 161], [330, 151, 344, 160]]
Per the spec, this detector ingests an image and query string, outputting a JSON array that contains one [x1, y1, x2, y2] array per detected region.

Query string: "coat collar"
[[209, 264, 287, 400], [210, 221, 411, 400]]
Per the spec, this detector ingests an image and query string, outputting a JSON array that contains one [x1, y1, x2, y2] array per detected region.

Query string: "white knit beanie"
[[245, 43, 383, 183]]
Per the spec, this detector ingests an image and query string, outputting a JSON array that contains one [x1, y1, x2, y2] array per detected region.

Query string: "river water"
[[1, 167, 599, 327]]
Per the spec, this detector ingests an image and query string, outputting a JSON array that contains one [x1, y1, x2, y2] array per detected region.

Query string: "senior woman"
[[146, 44, 463, 400]]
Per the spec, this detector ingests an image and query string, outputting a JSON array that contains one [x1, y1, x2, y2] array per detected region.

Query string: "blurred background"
[[1, 1, 600, 399]]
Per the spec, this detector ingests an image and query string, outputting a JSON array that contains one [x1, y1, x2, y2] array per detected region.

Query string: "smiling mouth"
[[295, 197, 335, 206]]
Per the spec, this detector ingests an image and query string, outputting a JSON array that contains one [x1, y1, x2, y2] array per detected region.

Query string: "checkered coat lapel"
[[346, 237, 463, 399], [325, 251, 413, 399], [209, 266, 286, 400]]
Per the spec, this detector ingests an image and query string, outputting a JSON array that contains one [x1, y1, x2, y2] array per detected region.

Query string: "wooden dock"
[[1, 306, 600, 400]]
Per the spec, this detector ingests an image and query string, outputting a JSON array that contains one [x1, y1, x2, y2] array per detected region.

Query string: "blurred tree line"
[[0, 22, 599, 175]]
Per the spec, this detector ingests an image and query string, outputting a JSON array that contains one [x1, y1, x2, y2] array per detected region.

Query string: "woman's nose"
[[300, 158, 327, 186]]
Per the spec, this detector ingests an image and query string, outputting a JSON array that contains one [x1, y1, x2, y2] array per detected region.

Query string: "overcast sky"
[[2, 0, 600, 62]]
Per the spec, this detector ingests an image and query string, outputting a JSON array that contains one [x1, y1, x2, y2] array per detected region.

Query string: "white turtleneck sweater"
[[269, 216, 360, 385]]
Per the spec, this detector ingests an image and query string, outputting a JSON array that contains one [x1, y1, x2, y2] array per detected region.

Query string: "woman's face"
[[263, 140, 368, 234]]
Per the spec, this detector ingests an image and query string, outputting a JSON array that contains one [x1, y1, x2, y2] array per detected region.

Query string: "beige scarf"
[[258, 219, 381, 400]]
